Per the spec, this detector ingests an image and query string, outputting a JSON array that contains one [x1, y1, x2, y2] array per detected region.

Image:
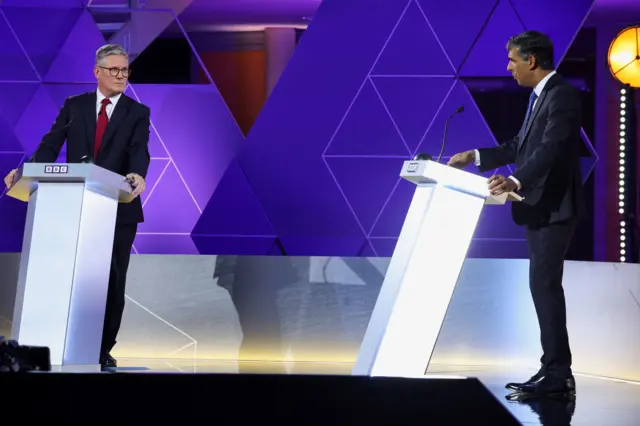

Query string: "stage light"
[[608, 26, 640, 88]]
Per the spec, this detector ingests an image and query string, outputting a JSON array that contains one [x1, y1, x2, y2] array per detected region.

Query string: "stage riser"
[[1, 255, 638, 381]]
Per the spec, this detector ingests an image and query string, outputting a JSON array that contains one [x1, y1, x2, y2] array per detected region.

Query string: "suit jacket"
[[30, 91, 151, 224], [476, 73, 585, 228]]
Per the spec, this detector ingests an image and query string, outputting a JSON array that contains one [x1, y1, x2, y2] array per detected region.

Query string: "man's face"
[[95, 54, 129, 96], [506, 48, 534, 87]]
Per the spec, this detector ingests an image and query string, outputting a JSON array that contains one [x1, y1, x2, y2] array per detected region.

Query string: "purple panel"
[[415, 80, 497, 157], [192, 236, 276, 256], [140, 158, 170, 206], [43, 83, 97, 107], [191, 160, 275, 237], [370, 76, 455, 153], [13, 84, 59, 155], [0, 82, 39, 126], [0, 118, 22, 152], [148, 126, 170, 159], [417, 0, 498, 71], [130, 84, 243, 210], [369, 238, 398, 258], [2, 6, 83, 79], [43, 10, 105, 83], [238, 0, 408, 254], [360, 240, 377, 257], [510, 0, 594, 64], [2, 0, 83, 6], [324, 78, 409, 156], [459, 0, 525, 77], [325, 157, 401, 235], [137, 162, 201, 233], [277, 236, 368, 257], [370, 177, 414, 238], [0, 9, 39, 82], [132, 235, 199, 255], [371, 0, 454, 76]]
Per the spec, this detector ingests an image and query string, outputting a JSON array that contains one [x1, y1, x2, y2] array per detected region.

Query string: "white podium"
[[6, 163, 134, 372], [352, 159, 521, 378]]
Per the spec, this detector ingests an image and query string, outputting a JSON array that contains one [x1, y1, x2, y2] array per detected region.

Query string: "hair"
[[95, 44, 129, 66], [506, 30, 555, 70]]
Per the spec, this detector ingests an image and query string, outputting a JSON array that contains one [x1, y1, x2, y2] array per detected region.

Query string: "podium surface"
[[352, 160, 521, 378], [7, 163, 133, 372]]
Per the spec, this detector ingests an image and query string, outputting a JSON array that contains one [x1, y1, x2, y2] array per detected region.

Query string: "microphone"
[[435, 105, 464, 163], [80, 155, 93, 164]]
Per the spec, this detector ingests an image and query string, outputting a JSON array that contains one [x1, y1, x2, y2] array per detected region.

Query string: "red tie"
[[95, 98, 111, 159]]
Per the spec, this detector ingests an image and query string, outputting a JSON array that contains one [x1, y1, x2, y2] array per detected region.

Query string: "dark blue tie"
[[520, 91, 538, 145]]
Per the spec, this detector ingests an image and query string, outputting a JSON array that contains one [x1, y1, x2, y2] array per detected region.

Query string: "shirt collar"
[[97, 88, 122, 106], [533, 70, 556, 97]]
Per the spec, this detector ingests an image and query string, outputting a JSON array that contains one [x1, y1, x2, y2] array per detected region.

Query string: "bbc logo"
[[44, 165, 68, 174], [406, 162, 419, 173]]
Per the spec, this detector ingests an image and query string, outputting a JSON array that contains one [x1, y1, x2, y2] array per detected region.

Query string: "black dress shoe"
[[506, 370, 544, 391], [519, 375, 576, 397], [101, 354, 117, 371]]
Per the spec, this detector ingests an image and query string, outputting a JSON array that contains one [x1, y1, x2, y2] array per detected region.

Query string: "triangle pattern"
[[371, 76, 455, 154], [325, 157, 401, 234], [148, 123, 170, 159], [2, 6, 83, 79], [43, 10, 106, 83], [415, 80, 497, 158], [13, 84, 60, 155], [0, 117, 23, 152], [370, 177, 415, 238], [369, 238, 399, 258], [417, 0, 498, 72], [0, 11, 39, 82], [359, 240, 377, 257], [324, 79, 409, 156], [191, 160, 276, 236], [137, 162, 201, 233], [267, 239, 286, 255], [509, 0, 594, 65], [371, 0, 454, 76], [140, 158, 170, 206], [579, 129, 596, 183], [0, 82, 40, 127], [459, 0, 525, 77]]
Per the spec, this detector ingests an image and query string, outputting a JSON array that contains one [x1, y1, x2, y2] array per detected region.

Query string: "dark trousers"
[[526, 219, 576, 379], [100, 223, 137, 358]]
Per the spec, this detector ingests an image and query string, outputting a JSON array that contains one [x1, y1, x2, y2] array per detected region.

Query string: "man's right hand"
[[447, 150, 475, 169], [4, 169, 17, 189]]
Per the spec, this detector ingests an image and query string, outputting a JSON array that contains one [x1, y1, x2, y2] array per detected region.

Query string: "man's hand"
[[126, 173, 146, 198], [3, 169, 17, 189], [487, 174, 517, 195], [447, 150, 475, 169]]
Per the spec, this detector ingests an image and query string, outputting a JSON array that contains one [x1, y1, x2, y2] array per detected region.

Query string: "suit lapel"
[[517, 74, 562, 154], [84, 92, 97, 156], [97, 95, 130, 158]]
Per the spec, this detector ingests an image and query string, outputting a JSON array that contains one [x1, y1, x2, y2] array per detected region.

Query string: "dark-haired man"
[[449, 30, 583, 397]]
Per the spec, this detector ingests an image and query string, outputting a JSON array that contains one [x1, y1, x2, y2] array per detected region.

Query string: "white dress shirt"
[[474, 70, 557, 190], [96, 89, 122, 120]]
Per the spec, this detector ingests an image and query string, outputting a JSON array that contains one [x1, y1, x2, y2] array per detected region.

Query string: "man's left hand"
[[487, 174, 517, 195], [126, 173, 146, 198]]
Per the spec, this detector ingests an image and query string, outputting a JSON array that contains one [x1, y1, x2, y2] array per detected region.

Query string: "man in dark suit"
[[449, 31, 583, 397], [3, 44, 150, 370]]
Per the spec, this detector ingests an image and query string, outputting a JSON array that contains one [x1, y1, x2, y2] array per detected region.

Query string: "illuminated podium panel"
[[353, 160, 521, 378], [6, 163, 133, 372]]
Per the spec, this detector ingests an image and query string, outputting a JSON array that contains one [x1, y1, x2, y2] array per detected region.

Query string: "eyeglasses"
[[99, 66, 131, 78]]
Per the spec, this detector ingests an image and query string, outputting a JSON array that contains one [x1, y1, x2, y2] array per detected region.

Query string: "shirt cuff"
[[473, 149, 481, 166], [508, 175, 521, 190]]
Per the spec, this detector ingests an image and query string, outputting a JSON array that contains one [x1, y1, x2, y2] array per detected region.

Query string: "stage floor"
[[112, 359, 639, 425]]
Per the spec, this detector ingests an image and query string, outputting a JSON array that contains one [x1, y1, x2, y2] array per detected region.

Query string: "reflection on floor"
[[115, 359, 640, 426]]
